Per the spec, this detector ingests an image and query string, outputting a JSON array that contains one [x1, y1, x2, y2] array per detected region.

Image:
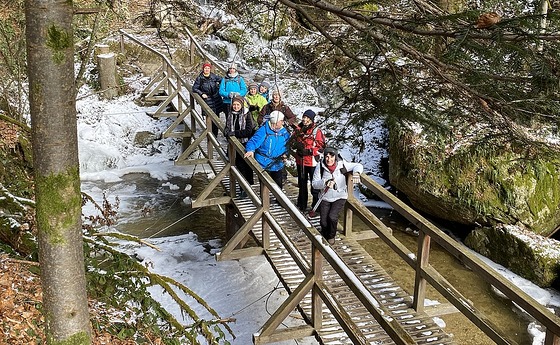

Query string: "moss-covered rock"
[[388, 121, 560, 236], [465, 224, 560, 287]]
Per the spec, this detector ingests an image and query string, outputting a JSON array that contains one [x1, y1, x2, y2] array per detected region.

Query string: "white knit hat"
[[269, 111, 285, 124]]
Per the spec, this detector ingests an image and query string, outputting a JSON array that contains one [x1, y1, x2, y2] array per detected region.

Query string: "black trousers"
[[267, 169, 283, 189], [296, 164, 319, 211], [319, 198, 346, 240], [236, 153, 254, 185]]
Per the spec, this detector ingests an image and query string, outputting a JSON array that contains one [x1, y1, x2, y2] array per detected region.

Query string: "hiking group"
[[193, 61, 363, 244]]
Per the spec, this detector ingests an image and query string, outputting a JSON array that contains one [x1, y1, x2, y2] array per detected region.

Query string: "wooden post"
[[260, 180, 270, 250], [544, 330, 560, 345], [412, 231, 430, 312], [97, 52, 118, 99], [95, 43, 110, 56], [311, 243, 323, 330], [342, 173, 353, 237]]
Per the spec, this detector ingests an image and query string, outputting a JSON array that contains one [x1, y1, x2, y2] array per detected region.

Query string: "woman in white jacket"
[[311, 147, 363, 244]]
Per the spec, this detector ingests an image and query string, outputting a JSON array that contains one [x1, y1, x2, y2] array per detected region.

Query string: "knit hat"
[[249, 82, 258, 89], [302, 109, 316, 122], [269, 110, 285, 124], [324, 146, 338, 157], [232, 96, 244, 106], [202, 62, 211, 69], [260, 81, 270, 90], [228, 62, 237, 70]]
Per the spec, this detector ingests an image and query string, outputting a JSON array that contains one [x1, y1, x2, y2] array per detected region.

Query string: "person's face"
[[232, 101, 242, 111], [272, 93, 280, 103], [302, 116, 312, 126], [229, 67, 236, 73], [249, 87, 257, 95], [272, 118, 284, 130], [259, 85, 268, 93], [325, 152, 336, 166], [203, 66, 211, 74]]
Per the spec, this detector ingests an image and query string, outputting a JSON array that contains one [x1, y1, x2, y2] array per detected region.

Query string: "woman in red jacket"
[[293, 109, 326, 216]]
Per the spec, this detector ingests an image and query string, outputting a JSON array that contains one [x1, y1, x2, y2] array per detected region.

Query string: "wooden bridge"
[[118, 29, 560, 345]]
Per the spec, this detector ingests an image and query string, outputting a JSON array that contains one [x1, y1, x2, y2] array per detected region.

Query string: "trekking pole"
[[311, 185, 329, 212]]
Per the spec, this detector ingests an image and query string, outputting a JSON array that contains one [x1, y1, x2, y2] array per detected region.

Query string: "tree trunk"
[[25, 0, 92, 343]]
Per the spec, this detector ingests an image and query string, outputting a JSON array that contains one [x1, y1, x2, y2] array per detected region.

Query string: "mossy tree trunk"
[[25, 0, 92, 344]]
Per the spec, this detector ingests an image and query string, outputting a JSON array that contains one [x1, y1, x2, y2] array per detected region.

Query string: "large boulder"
[[388, 122, 560, 237], [387, 121, 560, 287]]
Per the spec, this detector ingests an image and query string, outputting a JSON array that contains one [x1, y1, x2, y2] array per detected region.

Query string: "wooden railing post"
[[342, 173, 353, 237], [412, 230, 430, 312], [545, 330, 560, 345], [311, 242, 323, 330], [228, 142, 237, 199], [120, 33, 125, 55], [189, 39, 196, 65], [260, 180, 270, 250]]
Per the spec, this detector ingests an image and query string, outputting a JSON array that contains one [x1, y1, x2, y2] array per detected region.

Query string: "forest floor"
[[0, 254, 164, 344]]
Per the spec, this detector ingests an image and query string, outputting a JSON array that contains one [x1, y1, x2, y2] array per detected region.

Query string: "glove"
[[248, 105, 258, 112], [225, 131, 234, 137], [326, 179, 336, 189], [352, 172, 361, 184], [228, 92, 234, 98], [304, 149, 313, 156]]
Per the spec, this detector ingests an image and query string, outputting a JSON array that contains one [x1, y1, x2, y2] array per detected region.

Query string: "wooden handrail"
[[350, 174, 560, 342]]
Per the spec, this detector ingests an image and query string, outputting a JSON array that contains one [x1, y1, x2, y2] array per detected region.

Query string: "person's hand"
[[352, 172, 361, 184], [202, 93, 208, 99], [326, 179, 336, 189], [229, 92, 234, 98], [248, 105, 258, 112], [244, 151, 254, 158]]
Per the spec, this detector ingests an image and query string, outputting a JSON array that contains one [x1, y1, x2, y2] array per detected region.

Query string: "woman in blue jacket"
[[219, 62, 247, 121], [244, 111, 290, 189]]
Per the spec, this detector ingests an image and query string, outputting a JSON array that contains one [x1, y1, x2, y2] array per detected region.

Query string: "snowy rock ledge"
[[465, 224, 560, 287]]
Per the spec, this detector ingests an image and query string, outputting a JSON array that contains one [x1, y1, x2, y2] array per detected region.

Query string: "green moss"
[[46, 25, 72, 64], [388, 120, 560, 234], [47, 331, 91, 345], [35, 167, 81, 245]]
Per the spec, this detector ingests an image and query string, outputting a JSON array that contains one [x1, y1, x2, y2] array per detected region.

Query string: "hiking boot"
[[328, 238, 335, 245]]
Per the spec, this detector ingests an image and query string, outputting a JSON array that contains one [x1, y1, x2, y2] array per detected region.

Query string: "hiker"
[[219, 62, 247, 123], [192, 62, 223, 137], [258, 89, 297, 129], [224, 96, 254, 198], [244, 110, 290, 189], [259, 81, 271, 101], [245, 82, 268, 130], [312, 147, 363, 245], [292, 109, 326, 216]]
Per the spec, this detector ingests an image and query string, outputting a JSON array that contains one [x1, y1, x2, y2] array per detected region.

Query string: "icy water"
[[357, 209, 533, 345], [82, 172, 227, 243], [84, 173, 535, 344]]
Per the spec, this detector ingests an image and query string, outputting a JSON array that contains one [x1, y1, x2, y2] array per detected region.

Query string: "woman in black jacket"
[[192, 62, 224, 137]]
